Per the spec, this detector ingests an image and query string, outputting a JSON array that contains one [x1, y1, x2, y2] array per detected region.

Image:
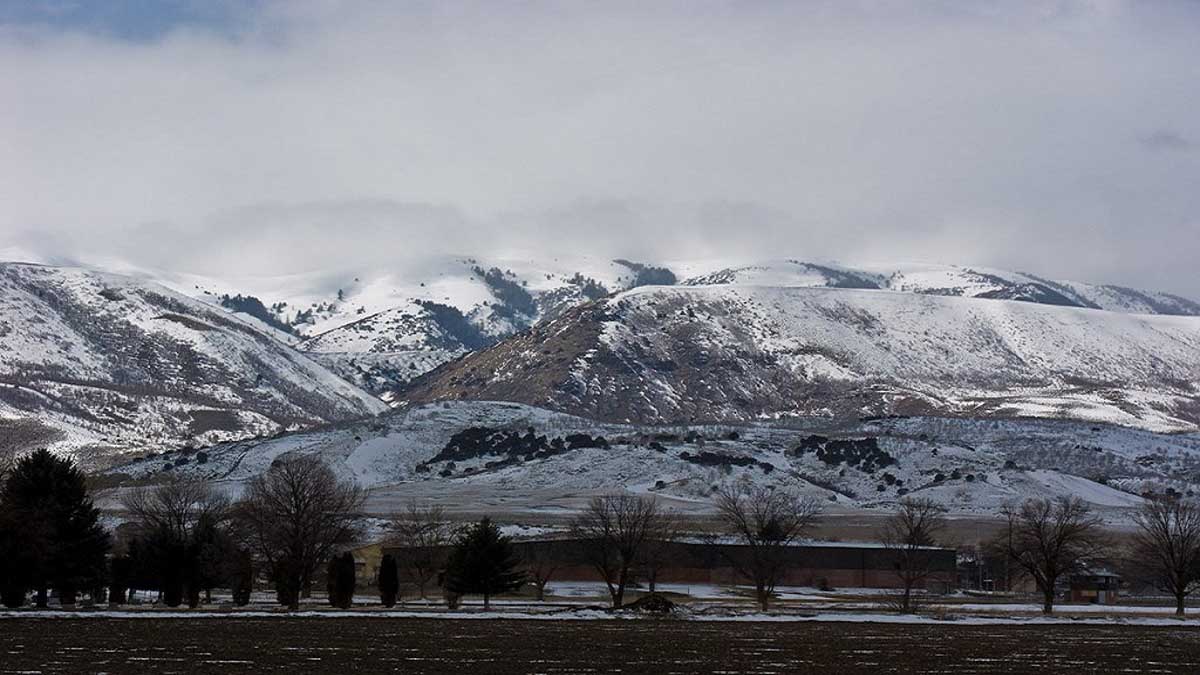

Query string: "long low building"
[[381, 538, 958, 592]]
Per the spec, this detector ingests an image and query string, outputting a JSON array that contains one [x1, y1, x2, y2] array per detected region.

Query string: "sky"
[[1, 1, 1198, 296]]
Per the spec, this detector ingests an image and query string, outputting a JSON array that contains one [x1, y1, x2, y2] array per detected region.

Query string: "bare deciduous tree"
[[570, 494, 667, 608], [390, 501, 456, 600], [993, 496, 1106, 614], [1131, 497, 1200, 616], [638, 512, 682, 593], [713, 484, 822, 611], [521, 541, 562, 601], [879, 497, 947, 613], [122, 478, 231, 545], [234, 455, 364, 611]]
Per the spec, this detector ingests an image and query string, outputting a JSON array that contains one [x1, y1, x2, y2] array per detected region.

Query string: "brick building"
[[383, 538, 958, 592]]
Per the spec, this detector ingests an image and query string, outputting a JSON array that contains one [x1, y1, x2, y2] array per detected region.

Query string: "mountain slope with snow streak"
[[0, 263, 386, 464], [399, 284, 1200, 431]]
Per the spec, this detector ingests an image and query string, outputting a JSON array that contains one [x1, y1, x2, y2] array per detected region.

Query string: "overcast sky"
[[2, 1, 1198, 295]]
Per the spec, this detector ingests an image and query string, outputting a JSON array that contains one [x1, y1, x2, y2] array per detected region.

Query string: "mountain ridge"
[[171, 257, 1200, 397], [397, 283, 1200, 432]]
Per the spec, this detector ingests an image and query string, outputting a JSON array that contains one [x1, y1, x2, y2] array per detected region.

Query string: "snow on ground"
[[3, 607, 1197, 627], [100, 399, 1200, 519], [1020, 470, 1143, 508]]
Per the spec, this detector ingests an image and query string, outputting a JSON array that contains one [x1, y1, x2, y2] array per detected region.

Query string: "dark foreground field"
[[2, 617, 1198, 674]]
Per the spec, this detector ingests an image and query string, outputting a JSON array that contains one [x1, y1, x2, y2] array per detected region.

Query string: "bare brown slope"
[[397, 301, 612, 413], [395, 295, 941, 425]]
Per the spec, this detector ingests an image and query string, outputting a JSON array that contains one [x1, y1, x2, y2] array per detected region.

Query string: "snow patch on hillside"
[[102, 401, 1200, 519]]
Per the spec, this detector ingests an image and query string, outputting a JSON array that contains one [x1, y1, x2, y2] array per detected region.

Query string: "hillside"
[[51, 256, 1200, 398], [102, 400, 1200, 517], [399, 284, 1200, 431], [0, 263, 386, 465], [4, 253, 1197, 439]]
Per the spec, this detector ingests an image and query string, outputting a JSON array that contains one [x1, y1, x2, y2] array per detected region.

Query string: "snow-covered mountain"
[[6, 252, 1189, 514], [128, 255, 678, 394], [3, 251, 1198, 462], [144, 258, 1200, 397], [399, 283, 1200, 432], [101, 400, 1200, 516], [683, 260, 1200, 316], [0, 263, 386, 464]]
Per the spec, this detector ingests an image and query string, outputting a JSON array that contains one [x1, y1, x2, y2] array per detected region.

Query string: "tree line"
[[0, 451, 529, 611], [4, 449, 1200, 616]]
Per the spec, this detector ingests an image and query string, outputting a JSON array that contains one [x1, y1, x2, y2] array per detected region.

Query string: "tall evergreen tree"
[[123, 536, 159, 602], [325, 557, 338, 607], [108, 554, 133, 606], [378, 553, 399, 608], [226, 547, 254, 607], [444, 517, 525, 610], [326, 552, 356, 609], [0, 450, 109, 607], [0, 503, 35, 608]]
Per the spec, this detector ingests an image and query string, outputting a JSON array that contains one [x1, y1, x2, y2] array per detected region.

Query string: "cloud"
[[1, 1, 1198, 296], [1140, 130, 1194, 152]]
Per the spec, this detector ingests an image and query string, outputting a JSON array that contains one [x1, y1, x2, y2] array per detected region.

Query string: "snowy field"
[[3, 607, 1199, 628], [7, 584, 1200, 627], [1, 614, 1197, 674]]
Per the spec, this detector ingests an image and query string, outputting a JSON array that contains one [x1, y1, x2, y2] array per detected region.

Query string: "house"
[[347, 542, 385, 586], [1069, 567, 1120, 604]]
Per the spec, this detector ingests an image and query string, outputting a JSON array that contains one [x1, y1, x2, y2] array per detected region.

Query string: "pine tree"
[[0, 450, 109, 607], [227, 548, 254, 607], [326, 552, 356, 609], [124, 537, 157, 602], [444, 517, 526, 610], [108, 555, 133, 605], [143, 525, 187, 607], [0, 505, 33, 608], [378, 553, 399, 608], [326, 557, 338, 607], [338, 552, 356, 607]]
